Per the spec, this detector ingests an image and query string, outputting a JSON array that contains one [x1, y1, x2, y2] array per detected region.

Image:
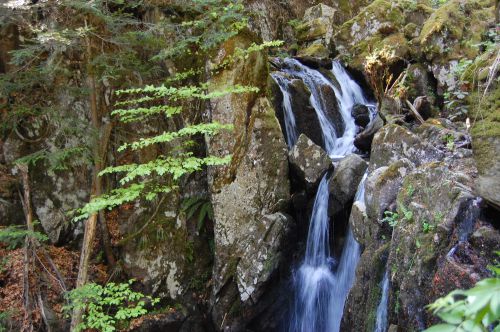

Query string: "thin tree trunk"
[[70, 23, 103, 329], [19, 164, 34, 332], [98, 123, 116, 267]]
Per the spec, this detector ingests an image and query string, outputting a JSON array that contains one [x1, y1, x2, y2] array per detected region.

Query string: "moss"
[[418, 0, 495, 61], [297, 43, 329, 58], [296, 18, 329, 42]]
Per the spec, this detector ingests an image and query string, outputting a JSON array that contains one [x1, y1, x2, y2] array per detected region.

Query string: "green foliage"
[[63, 280, 159, 332], [422, 219, 435, 233], [442, 134, 455, 150], [399, 203, 414, 223], [424, 257, 500, 332], [0, 222, 49, 249], [181, 196, 214, 232], [406, 184, 415, 197], [382, 211, 399, 227], [424, 279, 500, 332], [15, 146, 92, 172], [73, 1, 281, 219], [0, 310, 14, 332]]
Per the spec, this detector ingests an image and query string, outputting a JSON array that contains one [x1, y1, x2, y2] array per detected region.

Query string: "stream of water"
[[277, 59, 374, 332], [374, 270, 390, 332]]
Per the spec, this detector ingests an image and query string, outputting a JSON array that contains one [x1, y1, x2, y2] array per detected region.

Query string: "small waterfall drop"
[[282, 58, 374, 332], [281, 58, 339, 155], [330, 62, 377, 156], [278, 58, 375, 157], [291, 175, 336, 332], [374, 270, 390, 332], [290, 172, 366, 332], [271, 73, 299, 147]]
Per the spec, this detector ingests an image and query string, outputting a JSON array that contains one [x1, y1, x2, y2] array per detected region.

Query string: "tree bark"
[[70, 23, 103, 330], [20, 164, 34, 332]]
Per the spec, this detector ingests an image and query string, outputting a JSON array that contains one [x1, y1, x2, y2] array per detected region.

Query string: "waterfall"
[[291, 175, 336, 332], [290, 172, 366, 332], [330, 62, 377, 155], [271, 73, 299, 148], [281, 58, 339, 155], [374, 270, 390, 332], [278, 58, 375, 157], [283, 59, 373, 332]]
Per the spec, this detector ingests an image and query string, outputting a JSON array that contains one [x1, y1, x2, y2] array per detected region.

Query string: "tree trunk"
[[70, 25, 103, 329]]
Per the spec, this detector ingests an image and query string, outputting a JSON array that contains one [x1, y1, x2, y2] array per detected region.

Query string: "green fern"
[[181, 197, 214, 232]]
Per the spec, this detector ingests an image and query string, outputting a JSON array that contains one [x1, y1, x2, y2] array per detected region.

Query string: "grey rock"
[[365, 159, 415, 222], [289, 134, 332, 189], [354, 113, 384, 152], [328, 154, 368, 215], [369, 124, 445, 171]]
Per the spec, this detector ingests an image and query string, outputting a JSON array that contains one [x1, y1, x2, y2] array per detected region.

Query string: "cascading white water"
[[271, 73, 299, 148], [283, 58, 374, 332], [281, 58, 339, 155], [330, 62, 377, 156], [279, 58, 375, 157], [374, 270, 390, 332], [291, 175, 336, 332], [290, 173, 366, 332]]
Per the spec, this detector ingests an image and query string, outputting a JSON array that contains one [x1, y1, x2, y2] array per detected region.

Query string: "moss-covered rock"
[[386, 162, 480, 330], [468, 51, 500, 209], [365, 158, 415, 222], [296, 4, 336, 44], [333, 0, 431, 70], [370, 124, 445, 171], [206, 32, 292, 330], [297, 42, 330, 59], [418, 0, 494, 63], [342, 244, 390, 332]]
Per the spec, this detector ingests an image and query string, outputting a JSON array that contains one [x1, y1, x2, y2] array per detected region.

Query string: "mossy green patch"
[[297, 43, 329, 58], [418, 0, 495, 62]]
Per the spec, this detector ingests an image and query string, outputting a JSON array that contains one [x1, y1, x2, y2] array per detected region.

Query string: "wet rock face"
[[206, 33, 292, 330], [328, 153, 367, 216], [269, 73, 324, 147], [351, 104, 370, 127], [289, 134, 332, 190]]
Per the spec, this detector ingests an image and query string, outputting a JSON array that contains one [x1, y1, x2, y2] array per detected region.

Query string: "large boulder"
[[369, 124, 445, 171], [387, 162, 483, 330], [333, 0, 425, 70], [328, 154, 368, 216], [206, 32, 292, 330], [296, 4, 336, 44], [365, 158, 415, 222], [289, 134, 332, 190], [343, 159, 495, 331], [469, 54, 500, 209]]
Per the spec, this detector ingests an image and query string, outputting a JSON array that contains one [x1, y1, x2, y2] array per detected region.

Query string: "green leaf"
[[423, 323, 461, 332]]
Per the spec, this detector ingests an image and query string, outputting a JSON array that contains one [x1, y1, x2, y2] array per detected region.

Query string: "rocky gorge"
[[0, 0, 499, 331]]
